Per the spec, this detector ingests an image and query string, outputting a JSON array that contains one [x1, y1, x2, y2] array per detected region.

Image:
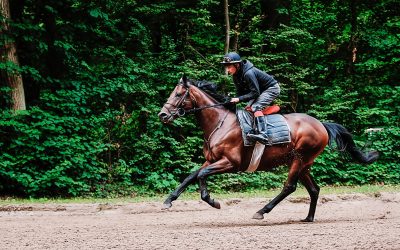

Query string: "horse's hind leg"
[[299, 167, 320, 222], [253, 158, 302, 220], [163, 168, 201, 209]]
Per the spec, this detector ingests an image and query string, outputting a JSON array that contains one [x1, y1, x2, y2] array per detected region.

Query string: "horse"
[[158, 75, 379, 222]]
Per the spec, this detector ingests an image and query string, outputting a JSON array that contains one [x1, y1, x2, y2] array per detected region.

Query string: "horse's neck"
[[191, 87, 229, 138]]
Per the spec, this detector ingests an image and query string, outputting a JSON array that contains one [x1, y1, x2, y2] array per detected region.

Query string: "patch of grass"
[[208, 184, 400, 200], [0, 184, 399, 205]]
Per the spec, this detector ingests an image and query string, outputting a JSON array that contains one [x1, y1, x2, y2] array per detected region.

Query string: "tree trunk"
[[0, 0, 26, 110], [223, 0, 230, 54], [348, 0, 357, 74]]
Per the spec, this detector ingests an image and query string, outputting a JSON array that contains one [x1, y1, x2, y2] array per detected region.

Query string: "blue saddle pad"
[[236, 109, 291, 146]]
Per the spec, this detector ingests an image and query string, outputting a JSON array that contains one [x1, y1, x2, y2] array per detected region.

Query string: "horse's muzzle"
[[158, 111, 171, 123]]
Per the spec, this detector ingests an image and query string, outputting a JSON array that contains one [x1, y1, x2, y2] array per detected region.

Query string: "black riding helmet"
[[221, 52, 242, 64]]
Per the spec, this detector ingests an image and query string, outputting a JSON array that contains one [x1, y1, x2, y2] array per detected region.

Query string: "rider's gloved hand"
[[230, 97, 240, 103]]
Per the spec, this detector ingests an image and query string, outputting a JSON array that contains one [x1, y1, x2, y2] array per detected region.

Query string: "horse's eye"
[[176, 93, 182, 97]]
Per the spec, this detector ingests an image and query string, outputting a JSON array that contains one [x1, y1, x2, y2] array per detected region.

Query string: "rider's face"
[[225, 64, 238, 75]]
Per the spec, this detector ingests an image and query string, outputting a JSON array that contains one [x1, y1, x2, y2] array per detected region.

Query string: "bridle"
[[164, 86, 191, 117], [163, 84, 230, 117]]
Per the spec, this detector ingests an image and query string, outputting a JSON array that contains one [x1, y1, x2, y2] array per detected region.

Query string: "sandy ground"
[[0, 192, 400, 250]]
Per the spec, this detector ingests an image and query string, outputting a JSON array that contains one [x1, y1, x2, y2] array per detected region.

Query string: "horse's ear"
[[181, 74, 188, 87]]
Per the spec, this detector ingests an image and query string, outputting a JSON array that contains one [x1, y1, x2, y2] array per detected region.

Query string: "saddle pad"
[[236, 109, 291, 146]]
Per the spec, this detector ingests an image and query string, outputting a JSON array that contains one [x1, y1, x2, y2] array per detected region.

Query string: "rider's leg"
[[246, 111, 270, 144], [246, 84, 280, 144]]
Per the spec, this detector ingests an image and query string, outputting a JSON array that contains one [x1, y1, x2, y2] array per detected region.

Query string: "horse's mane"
[[191, 79, 236, 112], [192, 80, 230, 103]]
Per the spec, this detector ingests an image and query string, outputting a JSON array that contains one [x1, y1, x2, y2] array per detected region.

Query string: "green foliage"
[[0, 0, 398, 198], [208, 170, 287, 192], [0, 108, 107, 196]]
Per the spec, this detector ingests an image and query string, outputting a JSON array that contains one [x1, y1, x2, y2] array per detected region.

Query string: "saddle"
[[236, 105, 291, 147], [245, 105, 281, 115]]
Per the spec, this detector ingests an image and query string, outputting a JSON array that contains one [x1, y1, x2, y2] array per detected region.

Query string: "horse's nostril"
[[158, 112, 168, 120]]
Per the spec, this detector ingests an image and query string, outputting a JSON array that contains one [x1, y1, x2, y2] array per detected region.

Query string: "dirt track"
[[1, 192, 400, 250]]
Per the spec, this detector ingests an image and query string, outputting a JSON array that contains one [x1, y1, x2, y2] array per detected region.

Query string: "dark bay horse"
[[158, 75, 379, 222]]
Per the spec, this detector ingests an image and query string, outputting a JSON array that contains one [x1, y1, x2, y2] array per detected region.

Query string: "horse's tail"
[[322, 122, 379, 164]]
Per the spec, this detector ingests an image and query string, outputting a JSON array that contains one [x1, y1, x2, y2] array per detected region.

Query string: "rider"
[[221, 52, 281, 144]]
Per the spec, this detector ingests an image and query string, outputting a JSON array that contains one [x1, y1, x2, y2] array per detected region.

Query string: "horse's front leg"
[[163, 161, 211, 209], [163, 168, 202, 209], [198, 157, 234, 209]]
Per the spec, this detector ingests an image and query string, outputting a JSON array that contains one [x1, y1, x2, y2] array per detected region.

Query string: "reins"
[[166, 101, 230, 117], [165, 84, 230, 117], [184, 101, 231, 114]]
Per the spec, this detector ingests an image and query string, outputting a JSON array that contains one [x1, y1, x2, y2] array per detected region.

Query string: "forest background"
[[0, 0, 399, 198]]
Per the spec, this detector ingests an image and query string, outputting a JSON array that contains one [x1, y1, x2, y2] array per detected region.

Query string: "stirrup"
[[247, 133, 271, 145]]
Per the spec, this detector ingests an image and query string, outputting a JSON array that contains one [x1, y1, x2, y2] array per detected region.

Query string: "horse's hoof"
[[162, 202, 172, 210], [213, 200, 221, 209], [252, 212, 264, 220], [301, 217, 314, 222]]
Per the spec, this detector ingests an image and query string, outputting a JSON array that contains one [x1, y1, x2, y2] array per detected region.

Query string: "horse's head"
[[158, 75, 195, 124]]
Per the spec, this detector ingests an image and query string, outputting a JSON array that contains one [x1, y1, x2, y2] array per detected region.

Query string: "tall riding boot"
[[247, 111, 270, 145]]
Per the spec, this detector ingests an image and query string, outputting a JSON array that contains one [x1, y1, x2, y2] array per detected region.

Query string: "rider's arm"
[[237, 71, 260, 102]]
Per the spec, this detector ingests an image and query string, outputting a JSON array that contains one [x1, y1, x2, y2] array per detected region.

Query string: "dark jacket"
[[233, 60, 278, 102]]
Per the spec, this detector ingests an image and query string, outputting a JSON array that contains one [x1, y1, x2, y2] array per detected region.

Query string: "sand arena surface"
[[1, 192, 400, 249]]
